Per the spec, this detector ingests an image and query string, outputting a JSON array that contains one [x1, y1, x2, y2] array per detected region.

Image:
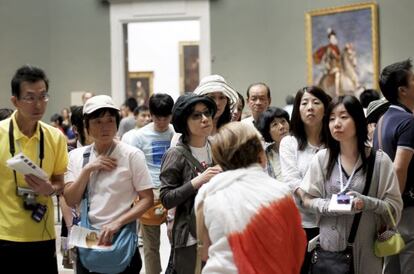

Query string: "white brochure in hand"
[[308, 234, 320, 252], [6, 152, 48, 180], [69, 226, 112, 250]]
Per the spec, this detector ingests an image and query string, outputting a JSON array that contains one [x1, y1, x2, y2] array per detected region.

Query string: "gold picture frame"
[[305, 2, 379, 98], [179, 41, 200, 94], [127, 71, 154, 106]]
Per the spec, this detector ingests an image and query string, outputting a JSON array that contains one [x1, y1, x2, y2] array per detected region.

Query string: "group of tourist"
[[0, 58, 413, 274]]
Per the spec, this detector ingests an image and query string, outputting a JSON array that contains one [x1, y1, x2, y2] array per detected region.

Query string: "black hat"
[[172, 94, 217, 134]]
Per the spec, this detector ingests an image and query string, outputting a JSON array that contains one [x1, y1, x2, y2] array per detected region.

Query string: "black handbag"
[[309, 149, 376, 274], [310, 246, 354, 274]]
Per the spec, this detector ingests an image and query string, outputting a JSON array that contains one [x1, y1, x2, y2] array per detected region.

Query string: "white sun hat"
[[193, 74, 239, 110]]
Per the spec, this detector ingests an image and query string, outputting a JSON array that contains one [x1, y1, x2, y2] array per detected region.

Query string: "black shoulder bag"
[[310, 149, 376, 274]]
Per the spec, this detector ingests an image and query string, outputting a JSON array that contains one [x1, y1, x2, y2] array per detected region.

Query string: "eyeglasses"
[[20, 93, 50, 104], [189, 110, 212, 120]]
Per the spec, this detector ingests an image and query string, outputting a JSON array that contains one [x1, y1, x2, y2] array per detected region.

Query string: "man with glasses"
[[0, 65, 68, 273]]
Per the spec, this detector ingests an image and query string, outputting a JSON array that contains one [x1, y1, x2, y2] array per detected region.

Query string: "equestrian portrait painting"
[[306, 2, 378, 98]]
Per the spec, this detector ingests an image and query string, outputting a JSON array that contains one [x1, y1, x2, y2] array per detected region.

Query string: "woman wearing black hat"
[[160, 94, 222, 274]]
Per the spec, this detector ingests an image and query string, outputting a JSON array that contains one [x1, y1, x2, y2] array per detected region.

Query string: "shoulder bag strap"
[[377, 116, 384, 150], [176, 145, 206, 173], [347, 149, 376, 244], [80, 146, 93, 225]]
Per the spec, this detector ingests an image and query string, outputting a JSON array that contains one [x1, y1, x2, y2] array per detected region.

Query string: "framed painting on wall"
[[127, 71, 154, 106], [305, 2, 378, 98], [179, 41, 200, 93]]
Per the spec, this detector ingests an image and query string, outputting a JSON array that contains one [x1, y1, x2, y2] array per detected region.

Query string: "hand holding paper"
[[69, 226, 112, 250]]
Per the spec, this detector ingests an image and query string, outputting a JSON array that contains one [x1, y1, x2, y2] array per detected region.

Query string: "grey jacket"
[[160, 141, 200, 248]]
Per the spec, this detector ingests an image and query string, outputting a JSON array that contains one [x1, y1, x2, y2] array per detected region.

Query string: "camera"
[[17, 187, 37, 208], [17, 187, 47, 222], [337, 194, 351, 204]]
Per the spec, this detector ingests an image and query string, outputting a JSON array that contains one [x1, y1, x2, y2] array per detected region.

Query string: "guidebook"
[[69, 226, 112, 250], [6, 152, 48, 180]]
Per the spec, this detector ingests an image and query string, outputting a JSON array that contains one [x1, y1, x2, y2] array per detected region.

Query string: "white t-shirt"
[[65, 142, 153, 228], [189, 142, 212, 168]]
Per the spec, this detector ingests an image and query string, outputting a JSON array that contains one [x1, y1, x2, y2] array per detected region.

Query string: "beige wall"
[[210, 0, 414, 107], [0, 0, 111, 121], [1, 0, 413, 121]]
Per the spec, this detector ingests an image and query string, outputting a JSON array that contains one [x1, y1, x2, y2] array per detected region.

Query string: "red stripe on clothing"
[[228, 196, 306, 274]]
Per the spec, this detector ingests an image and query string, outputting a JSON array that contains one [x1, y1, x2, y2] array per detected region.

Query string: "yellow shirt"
[[0, 112, 68, 242]]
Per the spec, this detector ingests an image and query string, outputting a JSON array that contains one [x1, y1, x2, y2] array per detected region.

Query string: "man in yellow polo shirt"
[[0, 65, 68, 273]]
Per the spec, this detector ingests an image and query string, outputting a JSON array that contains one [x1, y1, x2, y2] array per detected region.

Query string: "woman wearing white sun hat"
[[193, 74, 239, 135]]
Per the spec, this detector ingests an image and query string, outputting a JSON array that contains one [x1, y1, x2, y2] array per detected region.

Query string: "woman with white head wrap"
[[193, 75, 239, 135]]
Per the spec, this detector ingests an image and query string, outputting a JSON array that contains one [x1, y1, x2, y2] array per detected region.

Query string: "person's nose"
[[334, 118, 341, 128], [201, 113, 210, 122], [33, 99, 42, 108]]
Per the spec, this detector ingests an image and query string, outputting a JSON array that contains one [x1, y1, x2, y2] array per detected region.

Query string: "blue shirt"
[[373, 105, 414, 207], [123, 122, 175, 188]]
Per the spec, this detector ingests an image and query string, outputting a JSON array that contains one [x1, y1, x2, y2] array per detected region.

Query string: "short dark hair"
[[285, 95, 295, 105], [124, 97, 138, 112], [133, 105, 150, 116], [290, 86, 332, 150], [379, 59, 412, 104], [246, 82, 271, 99], [326, 96, 368, 179], [70, 106, 87, 145], [149, 93, 174, 117], [359, 89, 380, 108], [84, 108, 121, 131], [50, 113, 63, 126], [256, 107, 290, 143], [0, 108, 13, 121], [11, 65, 49, 98]]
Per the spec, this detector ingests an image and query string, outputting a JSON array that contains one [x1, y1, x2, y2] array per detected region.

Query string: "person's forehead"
[[249, 85, 268, 96], [20, 80, 47, 93], [301, 92, 319, 101]]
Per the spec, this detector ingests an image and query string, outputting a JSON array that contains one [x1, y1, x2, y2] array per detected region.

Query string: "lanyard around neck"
[[337, 154, 358, 194], [9, 120, 44, 187]]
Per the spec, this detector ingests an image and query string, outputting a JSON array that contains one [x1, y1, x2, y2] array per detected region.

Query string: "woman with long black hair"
[[299, 95, 402, 274]]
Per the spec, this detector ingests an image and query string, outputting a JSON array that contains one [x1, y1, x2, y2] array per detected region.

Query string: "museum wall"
[[210, 0, 414, 107], [0, 0, 111, 121], [1, 0, 413, 122]]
